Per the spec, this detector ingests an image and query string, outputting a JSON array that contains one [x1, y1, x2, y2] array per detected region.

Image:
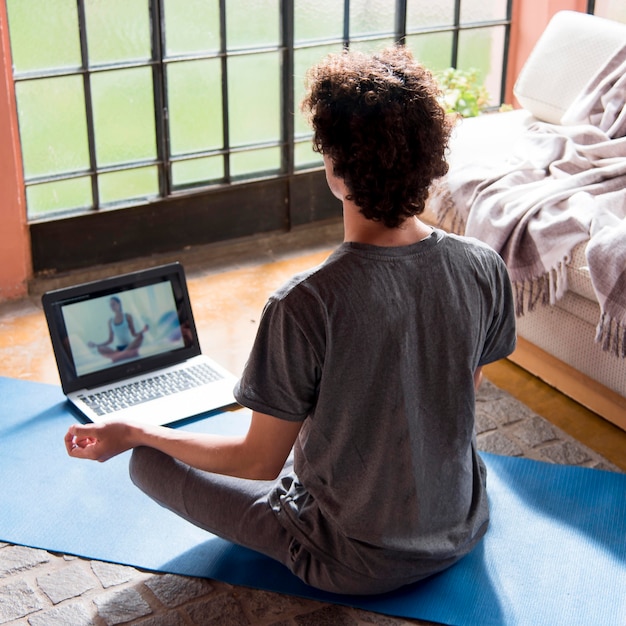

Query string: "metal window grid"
[[10, 0, 516, 221]]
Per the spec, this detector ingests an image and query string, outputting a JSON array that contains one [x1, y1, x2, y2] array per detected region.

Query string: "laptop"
[[42, 262, 239, 426]]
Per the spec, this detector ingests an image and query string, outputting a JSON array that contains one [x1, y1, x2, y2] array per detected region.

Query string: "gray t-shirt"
[[234, 228, 516, 582]]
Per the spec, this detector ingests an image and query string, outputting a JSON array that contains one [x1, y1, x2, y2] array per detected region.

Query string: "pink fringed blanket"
[[432, 43, 626, 357]]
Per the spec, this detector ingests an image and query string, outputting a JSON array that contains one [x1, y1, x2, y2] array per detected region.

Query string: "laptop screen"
[[43, 263, 202, 393]]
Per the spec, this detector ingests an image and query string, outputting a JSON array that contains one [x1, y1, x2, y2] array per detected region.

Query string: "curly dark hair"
[[301, 46, 453, 228]]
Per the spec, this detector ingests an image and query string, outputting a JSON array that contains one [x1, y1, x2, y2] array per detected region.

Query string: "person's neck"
[[342, 201, 432, 247]]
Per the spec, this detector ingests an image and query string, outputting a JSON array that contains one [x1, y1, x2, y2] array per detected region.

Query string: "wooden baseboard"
[[509, 337, 626, 432]]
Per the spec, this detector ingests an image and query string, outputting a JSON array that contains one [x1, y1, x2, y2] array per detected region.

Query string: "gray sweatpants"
[[129, 446, 413, 595]]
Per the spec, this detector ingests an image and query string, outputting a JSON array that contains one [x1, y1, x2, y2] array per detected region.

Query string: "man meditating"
[[64, 46, 516, 595]]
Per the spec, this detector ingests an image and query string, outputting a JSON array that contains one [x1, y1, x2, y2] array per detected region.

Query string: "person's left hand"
[[64, 422, 136, 462]]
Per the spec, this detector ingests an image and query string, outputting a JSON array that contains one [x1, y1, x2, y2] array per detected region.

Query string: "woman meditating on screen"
[[88, 296, 149, 363]]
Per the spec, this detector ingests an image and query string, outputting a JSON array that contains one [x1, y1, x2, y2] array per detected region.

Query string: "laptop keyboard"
[[79, 363, 224, 417]]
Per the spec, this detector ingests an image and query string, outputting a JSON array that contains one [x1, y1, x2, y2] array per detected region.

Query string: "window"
[[6, 0, 511, 272]]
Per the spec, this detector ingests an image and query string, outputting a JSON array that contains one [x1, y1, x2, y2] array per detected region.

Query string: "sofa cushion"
[[513, 11, 626, 125]]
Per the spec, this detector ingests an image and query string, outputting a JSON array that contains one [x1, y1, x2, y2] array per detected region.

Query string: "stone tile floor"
[[1, 381, 619, 626]]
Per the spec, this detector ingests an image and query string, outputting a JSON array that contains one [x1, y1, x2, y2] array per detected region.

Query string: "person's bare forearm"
[[65, 411, 302, 480], [127, 425, 271, 478]]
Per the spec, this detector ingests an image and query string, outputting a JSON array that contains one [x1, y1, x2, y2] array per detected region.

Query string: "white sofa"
[[424, 11, 626, 430]]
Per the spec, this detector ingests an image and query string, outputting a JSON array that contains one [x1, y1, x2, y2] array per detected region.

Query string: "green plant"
[[435, 67, 489, 117]]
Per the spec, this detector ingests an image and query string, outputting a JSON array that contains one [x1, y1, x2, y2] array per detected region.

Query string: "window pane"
[[26, 178, 93, 218], [163, 0, 220, 56], [226, 0, 279, 49], [350, 38, 396, 55], [16, 76, 90, 179], [457, 26, 503, 106], [6, 0, 81, 73], [350, 0, 395, 37], [84, 0, 150, 65], [295, 0, 344, 42], [231, 147, 280, 177], [167, 59, 223, 155], [91, 67, 156, 166], [294, 140, 321, 169], [407, 0, 455, 30], [228, 52, 280, 147], [172, 156, 224, 187], [406, 32, 454, 71], [460, 0, 508, 23], [98, 167, 159, 204], [294, 44, 343, 136]]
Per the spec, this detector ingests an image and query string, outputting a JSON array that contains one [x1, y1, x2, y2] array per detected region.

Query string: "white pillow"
[[513, 11, 626, 125]]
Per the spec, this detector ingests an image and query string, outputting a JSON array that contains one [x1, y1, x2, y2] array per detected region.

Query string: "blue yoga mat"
[[1, 376, 625, 625]]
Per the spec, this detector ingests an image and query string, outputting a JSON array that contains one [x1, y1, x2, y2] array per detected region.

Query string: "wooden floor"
[[2, 224, 625, 472]]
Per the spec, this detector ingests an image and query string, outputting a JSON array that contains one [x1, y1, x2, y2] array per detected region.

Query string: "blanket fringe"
[[516, 278, 626, 359], [429, 181, 466, 235], [595, 313, 626, 358], [513, 261, 568, 317]]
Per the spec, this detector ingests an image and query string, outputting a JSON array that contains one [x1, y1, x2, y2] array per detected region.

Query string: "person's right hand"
[[64, 422, 136, 462]]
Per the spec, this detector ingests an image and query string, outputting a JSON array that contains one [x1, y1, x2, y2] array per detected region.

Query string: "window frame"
[[13, 0, 514, 273]]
